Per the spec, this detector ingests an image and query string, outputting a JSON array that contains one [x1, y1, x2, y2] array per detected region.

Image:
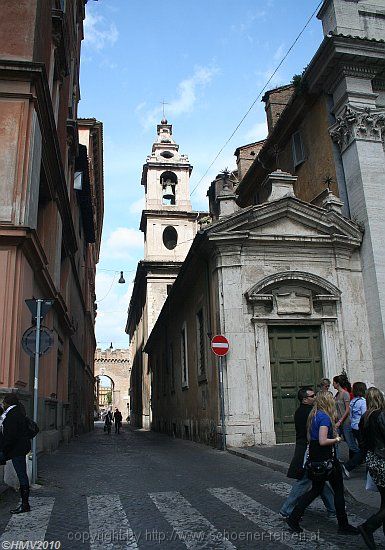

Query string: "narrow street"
[[0, 425, 379, 549]]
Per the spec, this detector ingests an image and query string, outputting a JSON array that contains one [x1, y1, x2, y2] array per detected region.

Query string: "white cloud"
[[83, 10, 118, 51], [101, 227, 143, 260], [129, 197, 145, 214], [140, 65, 219, 130], [243, 121, 268, 142], [273, 43, 285, 61], [231, 8, 268, 36], [257, 66, 286, 89]]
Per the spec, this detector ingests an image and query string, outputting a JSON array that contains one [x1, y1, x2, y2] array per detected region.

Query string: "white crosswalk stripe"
[[209, 487, 340, 550], [0, 497, 55, 545], [261, 482, 333, 513], [262, 481, 385, 544], [149, 491, 237, 549], [87, 495, 138, 550]]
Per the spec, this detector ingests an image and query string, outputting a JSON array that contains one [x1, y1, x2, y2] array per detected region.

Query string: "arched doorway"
[[96, 374, 115, 416]]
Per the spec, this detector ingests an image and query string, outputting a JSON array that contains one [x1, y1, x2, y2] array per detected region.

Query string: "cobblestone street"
[[0, 424, 381, 549]]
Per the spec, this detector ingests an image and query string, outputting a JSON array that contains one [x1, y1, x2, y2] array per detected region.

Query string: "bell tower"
[[140, 119, 199, 262]]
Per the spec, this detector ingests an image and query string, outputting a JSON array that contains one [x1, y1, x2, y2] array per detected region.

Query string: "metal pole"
[[218, 356, 226, 450], [32, 299, 42, 485]]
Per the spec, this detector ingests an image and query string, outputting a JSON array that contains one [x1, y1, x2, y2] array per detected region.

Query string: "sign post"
[[23, 298, 54, 484], [211, 335, 229, 451], [32, 299, 42, 485]]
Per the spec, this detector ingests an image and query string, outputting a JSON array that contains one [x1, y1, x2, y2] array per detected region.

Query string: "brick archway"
[[94, 349, 131, 419]]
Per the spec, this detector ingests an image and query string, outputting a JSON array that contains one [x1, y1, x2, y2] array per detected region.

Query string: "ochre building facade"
[[0, 0, 103, 482]]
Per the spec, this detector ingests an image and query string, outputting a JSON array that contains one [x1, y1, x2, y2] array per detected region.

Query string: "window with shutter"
[[291, 130, 306, 168], [196, 309, 206, 379], [181, 324, 188, 388]]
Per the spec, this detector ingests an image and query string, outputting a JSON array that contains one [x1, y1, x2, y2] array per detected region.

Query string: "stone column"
[[330, 102, 385, 386]]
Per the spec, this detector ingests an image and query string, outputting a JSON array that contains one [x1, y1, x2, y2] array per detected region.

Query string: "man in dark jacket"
[[113, 409, 123, 434], [0, 394, 31, 513], [280, 387, 335, 517]]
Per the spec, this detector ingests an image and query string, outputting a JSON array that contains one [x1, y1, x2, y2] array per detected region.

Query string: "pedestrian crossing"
[[262, 481, 384, 546], [0, 497, 55, 545], [0, 485, 379, 549]]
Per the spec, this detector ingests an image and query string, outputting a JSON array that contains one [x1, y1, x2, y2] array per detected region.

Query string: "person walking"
[[333, 374, 360, 470], [280, 387, 335, 518], [104, 410, 113, 435], [357, 387, 385, 549], [343, 382, 367, 475], [113, 408, 122, 434], [0, 394, 31, 514], [286, 391, 358, 536]]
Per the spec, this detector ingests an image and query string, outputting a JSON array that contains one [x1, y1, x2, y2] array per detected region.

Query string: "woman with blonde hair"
[[286, 391, 358, 535], [358, 387, 385, 549]]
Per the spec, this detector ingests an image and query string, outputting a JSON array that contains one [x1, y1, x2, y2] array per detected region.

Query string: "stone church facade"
[[143, 0, 385, 448]]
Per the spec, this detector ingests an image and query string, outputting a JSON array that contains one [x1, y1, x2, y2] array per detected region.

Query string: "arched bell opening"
[[160, 171, 177, 205]]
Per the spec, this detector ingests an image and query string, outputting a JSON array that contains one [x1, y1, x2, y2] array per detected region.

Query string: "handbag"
[[25, 417, 39, 439], [306, 457, 335, 480], [305, 442, 336, 481]]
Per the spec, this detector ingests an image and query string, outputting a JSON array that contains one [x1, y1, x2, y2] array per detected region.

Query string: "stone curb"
[[227, 447, 364, 504], [227, 447, 288, 475]]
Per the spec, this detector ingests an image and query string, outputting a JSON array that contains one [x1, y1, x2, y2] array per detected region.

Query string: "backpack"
[[25, 417, 39, 439]]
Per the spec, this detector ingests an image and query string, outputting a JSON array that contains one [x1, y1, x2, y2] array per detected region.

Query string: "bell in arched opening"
[[162, 179, 175, 205]]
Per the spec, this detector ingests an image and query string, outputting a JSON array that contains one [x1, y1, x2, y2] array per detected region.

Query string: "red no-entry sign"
[[211, 335, 229, 356]]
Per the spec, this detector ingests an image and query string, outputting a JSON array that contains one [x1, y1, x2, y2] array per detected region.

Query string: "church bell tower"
[[140, 119, 199, 262]]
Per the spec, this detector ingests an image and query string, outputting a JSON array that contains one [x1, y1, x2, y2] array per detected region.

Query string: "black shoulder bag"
[[305, 444, 335, 481]]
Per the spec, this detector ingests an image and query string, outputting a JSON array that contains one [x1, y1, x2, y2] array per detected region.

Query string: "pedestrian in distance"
[[113, 408, 122, 434], [333, 374, 360, 467], [280, 387, 335, 518], [0, 394, 31, 514], [342, 381, 367, 476], [104, 410, 112, 435], [286, 391, 359, 536], [357, 387, 385, 549]]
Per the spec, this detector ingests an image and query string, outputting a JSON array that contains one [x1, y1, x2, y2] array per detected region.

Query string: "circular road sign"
[[211, 335, 229, 357], [22, 326, 54, 357]]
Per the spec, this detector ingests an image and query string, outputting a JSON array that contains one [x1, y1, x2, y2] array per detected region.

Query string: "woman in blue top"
[[286, 391, 359, 536], [342, 382, 367, 475]]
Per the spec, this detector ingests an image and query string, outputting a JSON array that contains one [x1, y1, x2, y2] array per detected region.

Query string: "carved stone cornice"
[[329, 104, 385, 152]]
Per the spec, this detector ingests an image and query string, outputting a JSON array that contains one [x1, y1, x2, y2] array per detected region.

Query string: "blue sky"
[[78, 0, 325, 349]]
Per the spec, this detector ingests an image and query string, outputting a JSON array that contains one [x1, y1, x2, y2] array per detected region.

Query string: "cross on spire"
[[160, 100, 169, 122]]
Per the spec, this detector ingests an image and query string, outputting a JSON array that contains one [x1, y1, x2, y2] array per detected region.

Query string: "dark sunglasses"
[[307, 394, 316, 398]]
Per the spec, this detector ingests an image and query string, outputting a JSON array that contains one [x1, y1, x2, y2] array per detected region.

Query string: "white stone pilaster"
[[330, 103, 385, 387], [253, 321, 276, 445]]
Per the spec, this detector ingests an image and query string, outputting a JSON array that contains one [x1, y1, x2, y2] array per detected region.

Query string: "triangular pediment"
[[205, 197, 362, 243]]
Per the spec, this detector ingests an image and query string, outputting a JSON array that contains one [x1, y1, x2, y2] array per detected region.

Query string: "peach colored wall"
[[0, 0, 37, 61]]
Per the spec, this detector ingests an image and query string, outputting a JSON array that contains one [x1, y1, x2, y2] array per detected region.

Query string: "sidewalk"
[[228, 443, 380, 508]]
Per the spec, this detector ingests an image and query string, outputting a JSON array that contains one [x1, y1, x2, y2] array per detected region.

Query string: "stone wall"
[[95, 349, 131, 419]]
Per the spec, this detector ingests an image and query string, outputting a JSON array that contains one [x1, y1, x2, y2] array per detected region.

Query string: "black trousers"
[[12, 455, 29, 487], [365, 485, 385, 533], [345, 428, 364, 471], [291, 463, 347, 524]]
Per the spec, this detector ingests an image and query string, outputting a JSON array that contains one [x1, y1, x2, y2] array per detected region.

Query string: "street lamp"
[[118, 271, 125, 284]]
